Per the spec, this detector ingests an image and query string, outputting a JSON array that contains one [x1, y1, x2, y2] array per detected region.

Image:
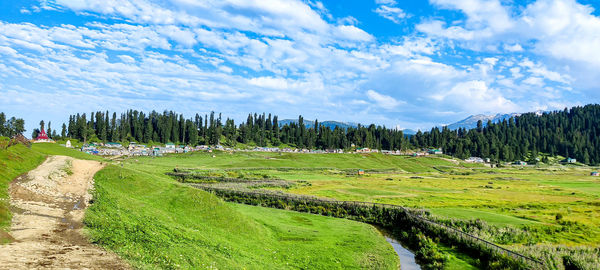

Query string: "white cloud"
[[156, 25, 197, 47], [522, 76, 544, 86], [510, 67, 523, 79], [0, 46, 19, 57], [432, 80, 517, 113], [429, 0, 514, 32], [416, 20, 478, 40], [0, 0, 594, 131], [504, 43, 523, 52], [375, 0, 397, 4], [334, 25, 374, 42], [248, 76, 289, 89], [418, 0, 600, 68], [374, 5, 407, 24], [118, 55, 135, 63], [521, 0, 600, 66], [366, 89, 404, 110]]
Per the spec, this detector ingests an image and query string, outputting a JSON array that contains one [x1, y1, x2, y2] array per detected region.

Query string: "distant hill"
[[278, 119, 359, 130], [402, 129, 417, 136], [279, 119, 417, 136], [446, 111, 544, 130]]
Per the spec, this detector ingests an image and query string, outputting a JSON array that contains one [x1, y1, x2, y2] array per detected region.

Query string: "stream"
[[377, 228, 421, 270]]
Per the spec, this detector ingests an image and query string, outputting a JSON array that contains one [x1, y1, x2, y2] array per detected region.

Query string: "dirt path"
[[0, 156, 129, 269]]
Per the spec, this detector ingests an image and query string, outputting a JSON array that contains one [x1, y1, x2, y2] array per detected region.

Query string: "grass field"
[[31, 143, 105, 161], [0, 143, 46, 243], [128, 151, 600, 247], [125, 150, 462, 173], [5, 142, 599, 268], [85, 165, 399, 269], [281, 167, 600, 245]]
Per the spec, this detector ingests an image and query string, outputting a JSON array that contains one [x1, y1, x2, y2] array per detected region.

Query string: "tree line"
[[0, 112, 25, 138], [60, 110, 410, 151], [29, 104, 600, 165], [410, 104, 600, 165]]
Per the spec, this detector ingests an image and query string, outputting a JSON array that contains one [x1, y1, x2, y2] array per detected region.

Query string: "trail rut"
[[0, 156, 129, 269]]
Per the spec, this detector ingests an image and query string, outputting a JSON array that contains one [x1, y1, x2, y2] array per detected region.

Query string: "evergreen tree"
[[61, 123, 67, 139]]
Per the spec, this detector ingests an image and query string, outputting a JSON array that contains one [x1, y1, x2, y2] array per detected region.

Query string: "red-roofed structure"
[[34, 128, 53, 143], [36, 128, 49, 140]]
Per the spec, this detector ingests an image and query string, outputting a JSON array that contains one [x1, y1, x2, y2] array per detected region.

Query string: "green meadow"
[[4, 144, 398, 269], [126, 151, 600, 247], [31, 142, 106, 161], [85, 165, 398, 269], [5, 143, 600, 268]]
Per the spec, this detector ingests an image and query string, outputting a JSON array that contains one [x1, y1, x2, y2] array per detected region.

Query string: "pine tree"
[[61, 123, 67, 139]]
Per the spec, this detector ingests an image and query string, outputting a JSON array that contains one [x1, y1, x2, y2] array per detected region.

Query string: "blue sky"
[[1, 0, 599, 133]]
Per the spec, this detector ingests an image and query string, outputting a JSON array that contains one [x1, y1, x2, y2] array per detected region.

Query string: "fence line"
[[192, 185, 545, 269]]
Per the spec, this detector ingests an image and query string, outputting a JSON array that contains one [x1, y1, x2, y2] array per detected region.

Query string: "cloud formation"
[[0, 0, 597, 133]]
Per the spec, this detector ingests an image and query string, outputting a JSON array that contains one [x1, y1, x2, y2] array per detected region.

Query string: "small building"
[[105, 142, 123, 148], [591, 172, 600, 177], [358, 169, 365, 175], [465, 157, 484, 163], [34, 128, 54, 143], [428, 148, 443, 155], [562, 158, 577, 164], [128, 142, 137, 151], [166, 142, 176, 149], [81, 145, 97, 154], [65, 140, 72, 148], [513, 161, 528, 166]]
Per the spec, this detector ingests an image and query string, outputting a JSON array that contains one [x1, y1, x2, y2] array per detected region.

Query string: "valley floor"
[[6, 143, 599, 269], [84, 164, 399, 269]]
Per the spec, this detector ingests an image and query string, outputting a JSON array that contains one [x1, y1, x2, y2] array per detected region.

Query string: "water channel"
[[377, 228, 421, 270]]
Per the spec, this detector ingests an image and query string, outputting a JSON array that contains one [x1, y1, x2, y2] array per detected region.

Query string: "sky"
[[1, 0, 600, 134]]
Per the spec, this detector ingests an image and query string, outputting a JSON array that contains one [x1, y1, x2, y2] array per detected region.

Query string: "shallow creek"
[[377, 228, 421, 270]]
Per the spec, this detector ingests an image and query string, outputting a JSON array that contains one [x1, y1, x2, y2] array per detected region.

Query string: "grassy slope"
[[229, 203, 397, 269], [0, 143, 46, 242], [125, 151, 463, 173], [85, 165, 398, 269], [130, 151, 600, 245], [126, 152, 484, 269], [31, 143, 105, 161]]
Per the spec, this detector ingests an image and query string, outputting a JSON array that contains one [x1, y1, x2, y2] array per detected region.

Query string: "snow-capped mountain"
[[446, 110, 545, 130]]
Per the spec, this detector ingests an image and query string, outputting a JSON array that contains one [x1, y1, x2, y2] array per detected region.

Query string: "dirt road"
[[0, 156, 129, 269]]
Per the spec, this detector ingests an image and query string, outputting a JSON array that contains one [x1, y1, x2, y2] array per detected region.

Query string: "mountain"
[[402, 129, 417, 136], [278, 119, 359, 130], [445, 113, 520, 130], [445, 111, 545, 130], [279, 119, 417, 135]]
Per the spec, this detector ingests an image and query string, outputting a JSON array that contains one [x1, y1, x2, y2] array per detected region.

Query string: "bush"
[[563, 255, 585, 270]]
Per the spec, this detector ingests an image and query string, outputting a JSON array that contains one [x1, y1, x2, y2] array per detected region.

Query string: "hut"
[[428, 148, 443, 155], [357, 169, 365, 175], [34, 128, 54, 143]]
